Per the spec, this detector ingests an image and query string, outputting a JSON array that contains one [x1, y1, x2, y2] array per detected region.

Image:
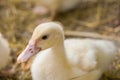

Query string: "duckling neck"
[[52, 40, 66, 58], [51, 41, 72, 73], [50, 33, 70, 65], [51, 38, 69, 63]]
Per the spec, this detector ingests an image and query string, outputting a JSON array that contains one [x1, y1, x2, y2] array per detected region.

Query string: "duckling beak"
[[17, 40, 41, 63]]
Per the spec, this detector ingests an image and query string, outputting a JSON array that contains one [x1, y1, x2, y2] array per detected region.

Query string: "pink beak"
[[17, 40, 41, 63]]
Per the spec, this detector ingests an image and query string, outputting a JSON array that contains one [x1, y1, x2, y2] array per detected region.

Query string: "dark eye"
[[42, 35, 48, 40]]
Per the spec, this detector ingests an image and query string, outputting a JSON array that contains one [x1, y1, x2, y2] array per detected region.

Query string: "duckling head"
[[17, 22, 64, 63]]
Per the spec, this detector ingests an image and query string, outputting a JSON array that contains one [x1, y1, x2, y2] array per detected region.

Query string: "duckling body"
[[0, 33, 10, 69], [18, 22, 118, 80], [31, 39, 117, 80]]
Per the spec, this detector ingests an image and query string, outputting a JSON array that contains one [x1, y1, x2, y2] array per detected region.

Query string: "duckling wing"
[[65, 39, 98, 72], [65, 39, 118, 71]]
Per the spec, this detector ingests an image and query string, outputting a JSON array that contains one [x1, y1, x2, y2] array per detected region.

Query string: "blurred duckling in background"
[[33, 0, 81, 20], [33, 0, 119, 28], [18, 22, 118, 80], [0, 33, 10, 70]]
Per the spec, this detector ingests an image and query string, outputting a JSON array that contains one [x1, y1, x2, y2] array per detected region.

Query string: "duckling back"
[[93, 40, 118, 71]]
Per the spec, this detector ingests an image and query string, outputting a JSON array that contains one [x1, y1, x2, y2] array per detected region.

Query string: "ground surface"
[[0, 0, 120, 80]]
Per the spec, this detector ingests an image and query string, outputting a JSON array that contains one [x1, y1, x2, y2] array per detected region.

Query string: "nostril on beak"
[[31, 51, 33, 53], [29, 49, 32, 51]]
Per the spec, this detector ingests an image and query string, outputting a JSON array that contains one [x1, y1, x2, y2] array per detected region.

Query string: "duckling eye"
[[42, 35, 48, 40]]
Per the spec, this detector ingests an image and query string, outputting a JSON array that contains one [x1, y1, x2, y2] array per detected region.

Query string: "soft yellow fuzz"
[[20, 22, 118, 80]]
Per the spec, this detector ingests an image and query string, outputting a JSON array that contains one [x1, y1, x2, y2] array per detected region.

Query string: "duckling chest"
[[31, 52, 71, 80]]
